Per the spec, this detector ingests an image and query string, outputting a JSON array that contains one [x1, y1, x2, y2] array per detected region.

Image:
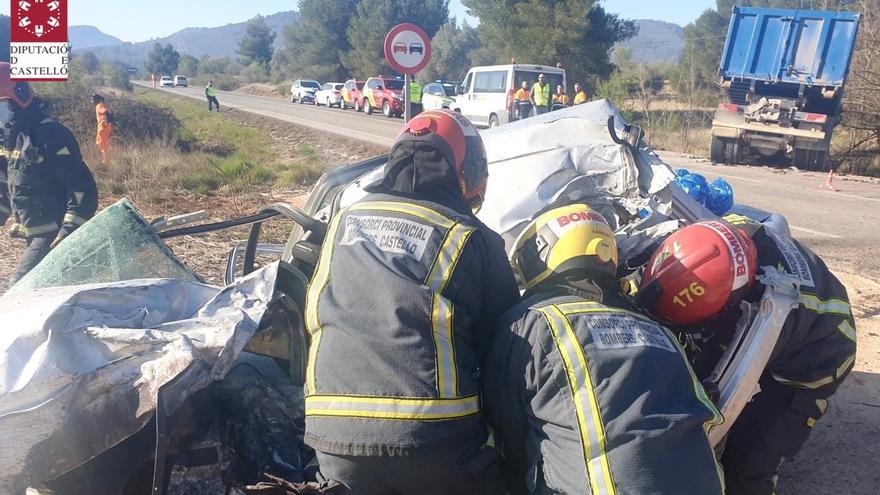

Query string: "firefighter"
[[304, 109, 520, 495], [91, 93, 112, 164], [573, 83, 589, 105], [409, 77, 422, 117], [551, 84, 569, 109], [205, 80, 219, 111], [638, 219, 857, 495], [482, 204, 725, 495], [0, 62, 98, 285], [530, 73, 551, 115]]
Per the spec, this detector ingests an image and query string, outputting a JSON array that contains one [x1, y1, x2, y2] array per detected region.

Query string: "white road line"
[[790, 225, 843, 239]]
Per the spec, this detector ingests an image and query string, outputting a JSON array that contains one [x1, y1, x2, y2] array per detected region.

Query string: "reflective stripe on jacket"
[[532, 82, 551, 107], [483, 290, 725, 494], [304, 196, 519, 456]]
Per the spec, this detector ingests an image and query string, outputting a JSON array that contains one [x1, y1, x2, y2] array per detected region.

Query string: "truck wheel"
[[488, 114, 499, 128], [793, 149, 828, 171], [710, 136, 726, 163], [724, 139, 740, 165]]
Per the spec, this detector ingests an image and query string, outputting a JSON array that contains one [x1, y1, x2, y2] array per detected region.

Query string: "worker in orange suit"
[[91, 93, 112, 164]]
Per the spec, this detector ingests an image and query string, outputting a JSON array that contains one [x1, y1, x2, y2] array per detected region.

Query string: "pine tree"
[[279, 0, 356, 82], [421, 19, 481, 82], [145, 43, 181, 76], [238, 15, 277, 68]]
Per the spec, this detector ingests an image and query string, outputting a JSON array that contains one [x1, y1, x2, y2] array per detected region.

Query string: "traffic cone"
[[815, 169, 838, 191]]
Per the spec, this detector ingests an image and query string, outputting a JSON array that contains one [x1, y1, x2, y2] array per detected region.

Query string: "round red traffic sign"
[[384, 23, 432, 75]]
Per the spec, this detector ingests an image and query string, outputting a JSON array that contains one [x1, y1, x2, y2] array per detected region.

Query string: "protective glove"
[[50, 223, 76, 249]]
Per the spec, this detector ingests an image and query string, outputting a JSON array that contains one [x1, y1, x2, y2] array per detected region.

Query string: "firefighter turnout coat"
[[1, 115, 97, 239], [304, 193, 520, 457], [483, 286, 725, 495]]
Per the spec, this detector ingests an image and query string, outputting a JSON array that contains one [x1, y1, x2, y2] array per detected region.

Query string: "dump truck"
[[710, 6, 860, 171]]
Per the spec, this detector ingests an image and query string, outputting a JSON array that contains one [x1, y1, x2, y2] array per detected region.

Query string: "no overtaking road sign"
[[384, 23, 432, 75]]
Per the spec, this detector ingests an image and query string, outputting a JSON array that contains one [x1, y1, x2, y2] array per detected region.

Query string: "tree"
[[0, 15, 10, 62], [78, 51, 101, 74], [178, 54, 200, 76], [343, 0, 450, 78], [421, 19, 481, 82], [462, 0, 635, 88], [145, 43, 180, 76], [279, 0, 356, 82], [238, 15, 276, 68]]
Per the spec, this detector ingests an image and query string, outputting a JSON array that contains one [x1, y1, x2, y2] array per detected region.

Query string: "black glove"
[[50, 223, 76, 249]]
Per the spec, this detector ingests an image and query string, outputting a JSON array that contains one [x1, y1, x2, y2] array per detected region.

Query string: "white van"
[[451, 64, 566, 128]]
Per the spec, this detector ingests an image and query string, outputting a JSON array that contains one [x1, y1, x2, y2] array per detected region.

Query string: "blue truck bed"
[[720, 6, 860, 87]]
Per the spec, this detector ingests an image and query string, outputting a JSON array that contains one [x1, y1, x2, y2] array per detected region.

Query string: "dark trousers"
[[207, 95, 220, 111], [11, 234, 55, 285], [316, 443, 504, 495], [533, 105, 549, 115], [410, 102, 423, 117], [721, 374, 830, 495]]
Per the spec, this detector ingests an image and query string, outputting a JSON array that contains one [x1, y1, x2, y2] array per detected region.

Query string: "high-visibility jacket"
[[410, 81, 422, 104], [304, 194, 520, 457], [1, 115, 98, 239], [483, 286, 725, 494], [514, 88, 531, 101], [552, 93, 569, 105], [95, 102, 111, 131], [574, 90, 589, 104], [531, 82, 551, 107], [205, 84, 216, 97]]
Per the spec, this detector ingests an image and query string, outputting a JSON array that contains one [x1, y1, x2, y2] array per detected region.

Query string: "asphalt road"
[[135, 82, 880, 280], [133, 81, 401, 147]]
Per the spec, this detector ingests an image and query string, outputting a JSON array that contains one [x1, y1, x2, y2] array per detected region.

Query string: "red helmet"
[[393, 110, 488, 209], [0, 62, 34, 108], [639, 220, 758, 326]]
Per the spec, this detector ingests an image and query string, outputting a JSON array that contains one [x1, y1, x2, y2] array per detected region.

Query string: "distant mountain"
[[70, 26, 124, 50], [88, 11, 299, 67], [615, 20, 685, 65]]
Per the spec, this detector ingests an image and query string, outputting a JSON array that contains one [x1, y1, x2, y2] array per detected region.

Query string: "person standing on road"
[[573, 83, 589, 105], [409, 77, 423, 117], [551, 84, 569, 109], [639, 218, 856, 495], [514, 80, 532, 119], [484, 204, 725, 495], [304, 110, 520, 495], [205, 80, 220, 112], [91, 93, 112, 164], [0, 62, 98, 286], [530, 73, 552, 115]]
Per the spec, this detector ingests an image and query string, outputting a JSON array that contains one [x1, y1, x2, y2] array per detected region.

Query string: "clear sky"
[[1, 0, 716, 43]]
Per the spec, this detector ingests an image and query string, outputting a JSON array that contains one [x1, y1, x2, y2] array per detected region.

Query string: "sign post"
[[384, 23, 432, 123]]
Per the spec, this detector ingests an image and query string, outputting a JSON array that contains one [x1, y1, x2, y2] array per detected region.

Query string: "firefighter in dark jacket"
[[304, 109, 520, 495], [0, 62, 98, 285], [639, 218, 856, 495], [483, 204, 725, 495]]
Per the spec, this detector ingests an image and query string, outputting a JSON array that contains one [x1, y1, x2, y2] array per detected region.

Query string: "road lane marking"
[[790, 225, 843, 239]]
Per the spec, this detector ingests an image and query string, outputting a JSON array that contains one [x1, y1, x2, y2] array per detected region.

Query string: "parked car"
[[159, 75, 174, 87], [422, 81, 458, 111], [314, 82, 345, 108], [341, 79, 365, 110], [290, 79, 321, 103], [173, 75, 188, 87], [451, 64, 566, 128], [363, 76, 405, 118]]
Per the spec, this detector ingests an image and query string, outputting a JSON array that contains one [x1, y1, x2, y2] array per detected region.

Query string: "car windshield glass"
[[441, 84, 456, 97], [334, 84, 344, 90], [384, 80, 404, 90], [302, 81, 321, 89]]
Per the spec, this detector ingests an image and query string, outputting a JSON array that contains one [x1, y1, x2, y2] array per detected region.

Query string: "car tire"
[[710, 136, 726, 164], [314, 96, 319, 106], [383, 101, 392, 118], [365, 101, 373, 115], [354, 98, 361, 112], [488, 114, 499, 128]]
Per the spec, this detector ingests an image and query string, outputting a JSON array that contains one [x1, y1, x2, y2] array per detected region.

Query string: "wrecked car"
[[0, 100, 800, 494]]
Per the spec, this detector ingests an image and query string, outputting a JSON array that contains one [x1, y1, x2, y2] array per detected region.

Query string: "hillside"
[[70, 26, 124, 49], [615, 19, 685, 65], [87, 11, 299, 67]]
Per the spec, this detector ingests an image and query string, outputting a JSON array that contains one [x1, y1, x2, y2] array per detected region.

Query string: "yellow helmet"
[[511, 204, 619, 289]]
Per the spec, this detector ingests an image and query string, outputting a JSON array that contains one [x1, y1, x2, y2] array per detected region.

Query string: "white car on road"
[[314, 82, 345, 108], [291, 79, 321, 103], [159, 76, 174, 87]]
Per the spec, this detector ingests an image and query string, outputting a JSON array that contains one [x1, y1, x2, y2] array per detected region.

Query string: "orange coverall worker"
[[95, 101, 112, 163]]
